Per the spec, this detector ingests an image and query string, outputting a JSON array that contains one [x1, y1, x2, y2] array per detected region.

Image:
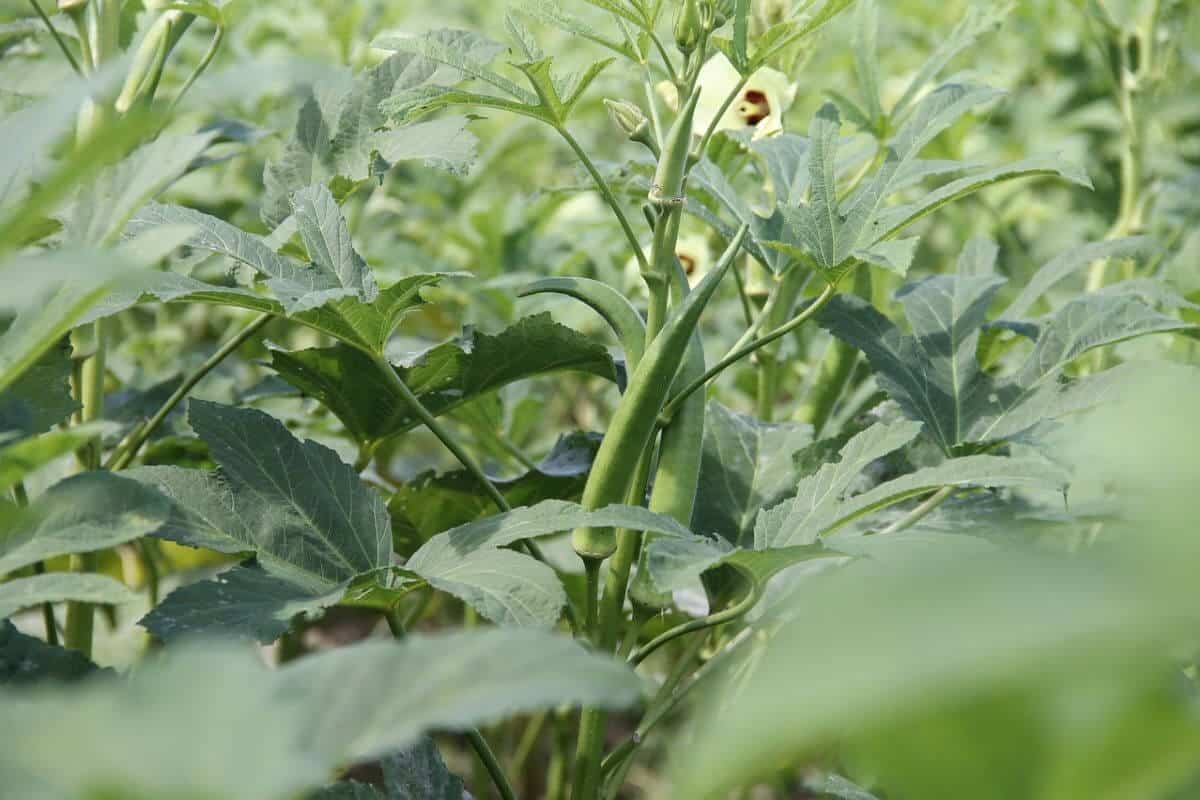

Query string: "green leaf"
[[750, 133, 810, 207], [749, 0, 858, 69], [0, 341, 76, 438], [691, 402, 814, 546], [999, 236, 1158, 321], [143, 563, 348, 642], [291, 184, 379, 302], [820, 268, 1191, 452], [754, 420, 923, 549], [871, 154, 1093, 240], [669, 546, 1200, 800], [853, 236, 919, 276], [0, 422, 118, 493], [411, 547, 567, 628], [389, 430, 600, 547], [645, 536, 833, 594], [823, 454, 1069, 537], [0, 573, 137, 619], [134, 401, 391, 641], [732, 0, 751, 68], [403, 496, 691, 627], [125, 203, 353, 315], [1010, 293, 1194, 392], [282, 629, 643, 764], [268, 313, 618, 444], [776, 96, 1088, 281], [819, 275, 1005, 453], [0, 472, 171, 575], [61, 131, 217, 245], [261, 39, 481, 226], [409, 499, 692, 568], [86, 266, 453, 355], [891, 2, 1014, 119], [0, 641, 327, 800], [312, 738, 466, 799], [0, 620, 103, 686], [0, 628, 640, 799], [374, 30, 535, 104], [517, 0, 637, 60], [853, 0, 884, 127]]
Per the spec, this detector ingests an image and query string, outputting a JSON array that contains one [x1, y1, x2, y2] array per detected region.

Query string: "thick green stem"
[[643, 207, 682, 341], [63, 553, 96, 656], [108, 313, 272, 471]]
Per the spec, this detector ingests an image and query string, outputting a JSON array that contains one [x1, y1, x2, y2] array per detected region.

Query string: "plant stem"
[[878, 486, 956, 535], [660, 283, 837, 424], [583, 557, 602, 642], [370, 351, 510, 512], [27, 0, 83, 74], [557, 126, 650, 274], [628, 584, 758, 667], [166, 22, 225, 114], [600, 633, 707, 793], [466, 729, 520, 800], [63, 553, 96, 656], [649, 31, 680, 84], [510, 712, 548, 783], [108, 313, 272, 471], [368, 350, 559, 604], [386, 603, 518, 800]]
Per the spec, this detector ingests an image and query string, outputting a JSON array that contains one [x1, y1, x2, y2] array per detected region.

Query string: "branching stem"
[[659, 284, 837, 424]]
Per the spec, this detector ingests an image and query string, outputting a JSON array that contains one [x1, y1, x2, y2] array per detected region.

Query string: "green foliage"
[[0, 631, 639, 799], [133, 400, 391, 640], [267, 312, 619, 445], [0, 620, 103, 686], [312, 738, 466, 799], [0, 0, 1197, 797]]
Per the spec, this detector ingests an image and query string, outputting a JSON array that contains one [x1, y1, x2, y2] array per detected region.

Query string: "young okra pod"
[[649, 90, 700, 208], [572, 225, 749, 560]]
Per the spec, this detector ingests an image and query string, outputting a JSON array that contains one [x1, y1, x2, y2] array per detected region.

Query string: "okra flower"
[[657, 53, 797, 140]]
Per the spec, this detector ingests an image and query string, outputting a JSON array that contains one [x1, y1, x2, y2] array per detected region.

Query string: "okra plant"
[[2, 0, 1199, 798]]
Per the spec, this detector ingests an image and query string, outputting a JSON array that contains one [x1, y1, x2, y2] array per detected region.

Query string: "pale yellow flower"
[[658, 54, 797, 140]]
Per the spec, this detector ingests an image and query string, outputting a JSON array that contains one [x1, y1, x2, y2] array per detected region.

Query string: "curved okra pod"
[[572, 225, 749, 560], [518, 277, 647, 372]]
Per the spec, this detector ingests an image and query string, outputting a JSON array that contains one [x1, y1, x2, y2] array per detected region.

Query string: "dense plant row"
[[1, 0, 1198, 798]]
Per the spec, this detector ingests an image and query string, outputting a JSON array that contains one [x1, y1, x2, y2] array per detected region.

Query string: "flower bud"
[[604, 99, 649, 140], [57, 0, 88, 10], [674, 0, 704, 54]]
